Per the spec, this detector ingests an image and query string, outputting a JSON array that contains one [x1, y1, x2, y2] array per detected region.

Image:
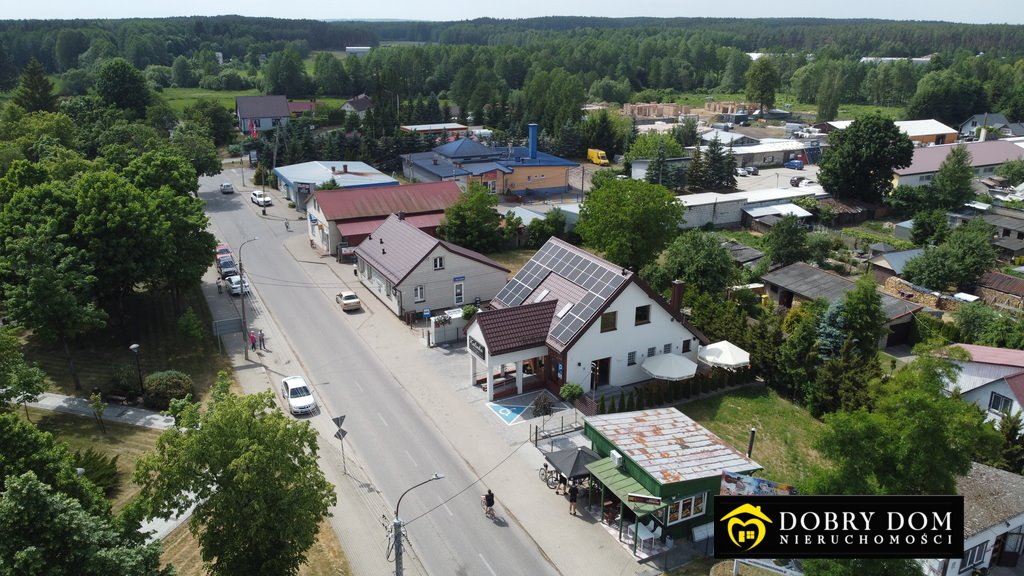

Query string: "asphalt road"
[[200, 171, 558, 576]]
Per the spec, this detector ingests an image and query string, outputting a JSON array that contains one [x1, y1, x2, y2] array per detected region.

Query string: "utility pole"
[[238, 237, 258, 361], [391, 473, 444, 576]]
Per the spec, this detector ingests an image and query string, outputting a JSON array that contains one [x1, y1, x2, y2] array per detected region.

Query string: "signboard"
[[332, 415, 346, 428], [308, 213, 318, 225], [422, 308, 431, 319], [468, 336, 486, 360], [296, 182, 312, 195], [453, 276, 465, 282], [720, 471, 798, 496], [334, 428, 347, 441], [628, 493, 662, 506]]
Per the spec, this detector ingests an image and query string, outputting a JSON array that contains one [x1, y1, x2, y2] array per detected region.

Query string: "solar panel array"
[[493, 241, 626, 346]]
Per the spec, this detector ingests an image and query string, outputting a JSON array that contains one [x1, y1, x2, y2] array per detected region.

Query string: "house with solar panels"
[[465, 238, 711, 401], [400, 123, 578, 198]]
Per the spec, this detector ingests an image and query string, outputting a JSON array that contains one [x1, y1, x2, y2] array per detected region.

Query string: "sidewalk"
[[28, 392, 175, 430]]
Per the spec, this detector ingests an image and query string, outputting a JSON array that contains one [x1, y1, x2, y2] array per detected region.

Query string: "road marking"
[[377, 412, 389, 427], [443, 503, 453, 516], [404, 450, 418, 467], [353, 379, 364, 393], [478, 554, 497, 576]]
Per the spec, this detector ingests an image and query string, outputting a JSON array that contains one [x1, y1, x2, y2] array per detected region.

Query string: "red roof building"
[[306, 181, 463, 257]]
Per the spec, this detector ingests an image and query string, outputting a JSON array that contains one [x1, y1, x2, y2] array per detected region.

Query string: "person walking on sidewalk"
[[258, 329, 266, 350], [249, 330, 257, 351], [217, 278, 223, 294], [568, 483, 579, 515]]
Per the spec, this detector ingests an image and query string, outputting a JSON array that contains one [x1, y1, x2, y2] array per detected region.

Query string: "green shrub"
[[597, 395, 606, 414], [74, 448, 119, 495], [559, 383, 584, 403], [177, 306, 203, 342], [618, 390, 626, 413], [143, 370, 194, 411], [461, 305, 479, 321]]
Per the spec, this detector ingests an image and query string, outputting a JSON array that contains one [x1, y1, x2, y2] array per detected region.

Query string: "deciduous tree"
[[818, 114, 914, 203], [931, 145, 975, 211], [902, 218, 997, 292], [437, 183, 502, 252], [640, 230, 736, 294], [763, 214, 809, 266], [576, 179, 684, 270], [134, 379, 335, 576], [94, 58, 150, 118], [745, 58, 780, 114]]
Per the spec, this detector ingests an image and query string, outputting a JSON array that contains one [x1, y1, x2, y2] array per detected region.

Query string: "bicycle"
[[538, 463, 558, 489], [480, 495, 496, 519]]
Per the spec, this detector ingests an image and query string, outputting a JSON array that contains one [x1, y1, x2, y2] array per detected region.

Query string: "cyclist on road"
[[483, 489, 495, 516]]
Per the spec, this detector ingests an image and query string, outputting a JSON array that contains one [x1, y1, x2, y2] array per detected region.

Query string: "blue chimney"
[[528, 123, 538, 160]]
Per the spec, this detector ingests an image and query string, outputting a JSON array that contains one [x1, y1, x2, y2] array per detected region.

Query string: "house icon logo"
[[720, 503, 773, 551]]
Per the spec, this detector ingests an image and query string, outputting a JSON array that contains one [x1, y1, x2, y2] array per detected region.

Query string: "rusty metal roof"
[[585, 408, 760, 485], [978, 271, 1024, 297], [313, 181, 462, 221]]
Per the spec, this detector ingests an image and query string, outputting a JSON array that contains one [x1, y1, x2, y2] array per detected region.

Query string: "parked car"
[[281, 376, 317, 416], [217, 255, 238, 279], [745, 166, 759, 176], [225, 274, 250, 296], [250, 191, 272, 206], [790, 176, 807, 187], [219, 183, 235, 194], [215, 243, 232, 259], [783, 159, 804, 170], [735, 167, 749, 177], [336, 291, 361, 311]]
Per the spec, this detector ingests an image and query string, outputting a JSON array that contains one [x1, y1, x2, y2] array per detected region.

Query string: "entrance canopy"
[[698, 341, 750, 370], [641, 353, 698, 381], [545, 446, 600, 480], [586, 457, 664, 515]]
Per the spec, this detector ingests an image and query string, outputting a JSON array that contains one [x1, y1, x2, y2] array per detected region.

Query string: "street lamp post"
[[128, 343, 143, 396], [392, 473, 444, 576], [238, 237, 258, 361]]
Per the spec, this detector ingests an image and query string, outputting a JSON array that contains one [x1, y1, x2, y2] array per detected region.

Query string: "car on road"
[[745, 166, 759, 176], [336, 291, 361, 311], [225, 274, 250, 296], [250, 191, 272, 206], [790, 176, 807, 187], [281, 376, 317, 416], [219, 183, 235, 194], [735, 167, 748, 177], [783, 159, 804, 170]]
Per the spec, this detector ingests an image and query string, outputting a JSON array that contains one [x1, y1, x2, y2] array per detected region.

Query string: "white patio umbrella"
[[641, 353, 698, 381], [698, 341, 751, 370]]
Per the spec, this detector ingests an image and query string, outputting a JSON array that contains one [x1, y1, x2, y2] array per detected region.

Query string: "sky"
[[4, 0, 1023, 25]]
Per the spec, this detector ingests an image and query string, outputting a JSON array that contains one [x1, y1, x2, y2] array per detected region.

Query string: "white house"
[[921, 463, 1024, 576], [949, 344, 1024, 421], [235, 95, 290, 135], [353, 214, 509, 319], [465, 238, 709, 401], [341, 94, 373, 119]]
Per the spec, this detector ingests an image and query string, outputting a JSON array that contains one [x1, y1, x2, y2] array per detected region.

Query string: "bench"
[[104, 394, 129, 405]]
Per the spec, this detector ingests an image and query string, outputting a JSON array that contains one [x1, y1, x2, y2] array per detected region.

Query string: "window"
[[989, 392, 1014, 414], [433, 256, 445, 270], [635, 305, 651, 326], [683, 339, 692, 353], [663, 493, 707, 526], [414, 285, 425, 302], [272, 118, 281, 127], [663, 343, 672, 354], [254, 119, 261, 128], [647, 346, 656, 358], [600, 311, 617, 333], [961, 542, 988, 571], [627, 352, 636, 366]]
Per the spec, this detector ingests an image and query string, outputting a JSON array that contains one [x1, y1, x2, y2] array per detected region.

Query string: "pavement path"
[[27, 392, 175, 430]]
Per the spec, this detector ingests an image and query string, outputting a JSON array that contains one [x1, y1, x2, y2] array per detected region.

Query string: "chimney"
[[528, 123, 538, 160], [397, 211, 406, 220], [670, 280, 685, 312], [343, 164, 349, 173]]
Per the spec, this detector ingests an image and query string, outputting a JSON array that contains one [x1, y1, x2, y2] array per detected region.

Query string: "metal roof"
[[274, 160, 397, 190], [957, 462, 1024, 539], [353, 214, 507, 285], [761, 262, 922, 321], [871, 248, 924, 275], [953, 343, 1024, 368], [829, 119, 957, 138], [978, 271, 1024, 297], [312, 181, 462, 221], [743, 203, 813, 219], [235, 95, 289, 118], [896, 140, 1024, 176], [585, 408, 761, 485], [400, 123, 469, 132]]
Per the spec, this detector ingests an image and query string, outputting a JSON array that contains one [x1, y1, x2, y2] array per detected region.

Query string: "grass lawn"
[[22, 407, 162, 513], [20, 288, 233, 404], [487, 248, 538, 276], [161, 87, 261, 113], [715, 229, 766, 250], [678, 386, 826, 487], [161, 519, 350, 576]]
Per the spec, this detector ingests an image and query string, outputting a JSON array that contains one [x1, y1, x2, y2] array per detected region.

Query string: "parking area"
[[732, 164, 821, 191]]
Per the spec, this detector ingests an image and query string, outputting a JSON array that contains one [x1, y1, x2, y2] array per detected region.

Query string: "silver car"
[[281, 376, 317, 416]]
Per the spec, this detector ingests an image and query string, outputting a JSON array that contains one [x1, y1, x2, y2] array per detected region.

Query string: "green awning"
[[586, 457, 665, 515]]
